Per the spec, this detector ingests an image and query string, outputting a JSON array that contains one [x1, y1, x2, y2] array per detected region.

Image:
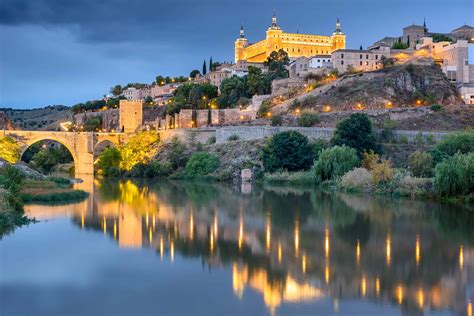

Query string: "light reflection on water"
[[4, 177, 474, 315]]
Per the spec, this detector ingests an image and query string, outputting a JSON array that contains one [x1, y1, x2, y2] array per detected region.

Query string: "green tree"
[[313, 146, 359, 181], [184, 152, 219, 176], [408, 151, 433, 177], [434, 152, 474, 197], [247, 66, 270, 95], [119, 131, 160, 171], [0, 137, 20, 164], [156, 75, 165, 86], [31, 144, 73, 173], [209, 57, 213, 71], [202, 60, 207, 75], [84, 116, 102, 132], [262, 131, 315, 172], [96, 147, 121, 176], [264, 49, 290, 79], [218, 76, 248, 108], [331, 113, 378, 157], [435, 130, 474, 156], [189, 70, 200, 79], [110, 85, 122, 96]]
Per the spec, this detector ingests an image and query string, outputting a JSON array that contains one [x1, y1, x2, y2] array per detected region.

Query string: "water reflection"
[[25, 179, 474, 316]]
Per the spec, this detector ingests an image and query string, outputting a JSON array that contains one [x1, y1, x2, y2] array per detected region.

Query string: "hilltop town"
[[1, 15, 473, 133]]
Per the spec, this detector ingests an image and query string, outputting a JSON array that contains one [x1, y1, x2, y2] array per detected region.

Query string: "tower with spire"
[[331, 18, 346, 51], [234, 24, 249, 62]]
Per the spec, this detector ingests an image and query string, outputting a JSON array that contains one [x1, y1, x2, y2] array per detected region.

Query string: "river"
[[1, 178, 473, 316]]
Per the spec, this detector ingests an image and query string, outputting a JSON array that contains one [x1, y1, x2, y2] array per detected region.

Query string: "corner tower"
[[235, 25, 249, 62], [265, 12, 283, 57], [331, 18, 346, 51]]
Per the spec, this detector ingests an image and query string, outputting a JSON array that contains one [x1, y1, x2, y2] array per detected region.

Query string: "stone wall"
[[271, 78, 305, 96], [215, 126, 450, 143], [196, 110, 209, 127], [119, 100, 143, 133], [158, 128, 216, 144], [102, 109, 119, 131], [178, 110, 193, 128]]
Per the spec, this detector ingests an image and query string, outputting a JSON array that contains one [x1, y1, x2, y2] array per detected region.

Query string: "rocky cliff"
[[278, 64, 463, 113]]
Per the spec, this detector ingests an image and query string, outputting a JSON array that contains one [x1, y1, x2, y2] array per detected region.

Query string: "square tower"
[[119, 100, 143, 133]]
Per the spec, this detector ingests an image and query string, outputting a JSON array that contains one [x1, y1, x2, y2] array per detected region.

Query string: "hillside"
[[272, 64, 464, 114], [0, 111, 14, 130], [1, 105, 72, 130]]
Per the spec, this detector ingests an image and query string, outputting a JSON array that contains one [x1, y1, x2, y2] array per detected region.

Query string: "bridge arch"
[[20, 137, 79, 166]]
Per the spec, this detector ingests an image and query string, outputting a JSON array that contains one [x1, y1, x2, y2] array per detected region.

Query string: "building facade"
[[332, 47, 391, 73], [235, 14, 345, 63]]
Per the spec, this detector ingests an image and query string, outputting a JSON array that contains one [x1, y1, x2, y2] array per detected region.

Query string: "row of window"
[[339, 53, 380, 59]]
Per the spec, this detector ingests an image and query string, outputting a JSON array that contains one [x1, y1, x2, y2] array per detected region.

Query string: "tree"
[[0, 136, 20, 164], [264, 49, 290, 79], [156, 75, 165, 86], [331, 113, 378, 157], [218, 76, 248, 108], [189, 70, 200, 79], [84, 116, 102, 132], [359, 45, 363, 50], [247, 66, 270, 96], [119, 131, 160, 171], [96, 147, 121, 176], [184, 152, 219, 176], [111, 85, 122, 96], [144, 96, 153, 103], [209, 57, 213, 71], [202, 60, 207, 75], [313, 146, 359, 181], [262, 131, 315, 172]]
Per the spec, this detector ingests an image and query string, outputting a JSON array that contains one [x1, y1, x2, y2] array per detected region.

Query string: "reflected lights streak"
[[416, 235, 421, 265], [386, 235, 391, 266]]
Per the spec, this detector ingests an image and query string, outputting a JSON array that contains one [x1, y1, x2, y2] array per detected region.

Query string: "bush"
[[331, 113, 378, 157], [119, 131, 160, 171], [96, 147, 121, 176], [408, 151, 433, 177], [430, 104, 443, 112], [298, 111, 319, 127], [427, 148, 449, 164], [0, 165, 25, 193], [436, 130, 474, 156], [396, 175, 432, 197], [262, 131, 315, 172], [0, 136, 20, 164], [145, 161, 172, 178], [434, 153, 474, 196], [207, 136, 216, 144], [263, 170, 317, 185], [371, 159, 393, 184], [227, 134, 239, 141], [31, 144, 73, 173], [313, 146, 359, 181], [340, 168, 373, 191], [361, 150, 379, 170], [311, 139, 329, 161], [271, 114, 283, 126], [257, 100, 272, 118], [184, 152, 220, 177], [168, 136, 187, 169]]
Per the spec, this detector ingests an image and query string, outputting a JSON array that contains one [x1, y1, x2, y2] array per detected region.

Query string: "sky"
[[0, 0, 473, 109]]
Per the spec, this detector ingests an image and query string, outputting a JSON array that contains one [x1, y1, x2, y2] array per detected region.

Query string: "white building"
[[309, 55, 332, 69]]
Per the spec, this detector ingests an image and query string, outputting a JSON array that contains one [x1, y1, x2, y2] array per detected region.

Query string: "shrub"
[[434, 153, 474, 196], [271, 114, 283, 126], [361, 150, 379, 170], [119, 131, 160, 171], [311, 139, 329, 161], [207, 136, 216, 144], [408, 151, 433, 177], [331, 113, 378, 157], [263, 170, 317, 185], [227, 134, 239, 141], [168, 136, 187, 169], [0, 136, 20, 164], [430, 104, 443, 112], [262, 131, 315, 172], [396, 175, 432, 197], [145, 161, 172, 178], [257, 100, 272, 118], [371, 159, 393, 184], [31, 144, 73, 173], [340, 168, 373, 191], [184, 152, 220, 177], [436, 130, 474, 156], [96, 147, 121, 176], [298, 111, 319, 127], [427, 148, 449, 164], [313, 146, 359, 181], [0, 165, 25, 194]]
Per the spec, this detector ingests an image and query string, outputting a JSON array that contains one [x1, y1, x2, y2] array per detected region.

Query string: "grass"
[[19, 179, 88, 203], [263, 170, 318, 185]]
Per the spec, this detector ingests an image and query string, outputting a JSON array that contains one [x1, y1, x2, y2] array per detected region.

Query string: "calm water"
[[1, 178, 473, 316]]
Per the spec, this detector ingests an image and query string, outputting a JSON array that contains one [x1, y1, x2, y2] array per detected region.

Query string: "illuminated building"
[[235, 13, 345, 63]]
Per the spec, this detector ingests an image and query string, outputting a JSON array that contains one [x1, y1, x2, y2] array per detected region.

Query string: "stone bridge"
[[3, 130, 125, 176]]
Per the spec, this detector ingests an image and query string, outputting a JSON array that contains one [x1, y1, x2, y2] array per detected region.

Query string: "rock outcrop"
[[0, 111, 14, 130]]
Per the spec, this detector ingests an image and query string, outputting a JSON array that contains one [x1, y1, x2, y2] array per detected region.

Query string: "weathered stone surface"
[[241, 169, 252, 182]]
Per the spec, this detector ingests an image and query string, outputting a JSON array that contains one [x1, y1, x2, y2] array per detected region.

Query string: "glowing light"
[[238, 218, 244, 250], [240, 115, 244, 120], [325, 229, 330, 259], [354, 103, 364, 110], [294, 223, 300, 257], [468, 301, 472, 316], [361, 275, 367, 298], [385, 101, 393, 108], [81, 212, 84, 229], [397, 285, 404, 305], [386, 235, 391, 266], [214, 212, 218, 240], [325, 265, 330, 284], [417, 288, 424, 309], [189, 212, 194, 240], [266, 212, 271, 253], [149, 227, 153, 243], [103, 217, 107, 234], [375, 277, 380, 296], [416, 100, 422, 106], [323, 105, 332, 112], [267, 112, 272, 117], [460, 245, 464, 270], [416, 235, 421, 266], [356, 239, 361, 264], [302, 255, 306, 274], [113, 220, 117, 240], [278, 242, 282, 263], [146, 213, 149, 227], [210, 231, 214, 253], [171, 241, 174, 262], [160, 236, 164, 259], [296, 109, 300, 114]]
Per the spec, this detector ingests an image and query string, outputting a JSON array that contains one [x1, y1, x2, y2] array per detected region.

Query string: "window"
[[341, 60, 344, 65], [366, 61, 369, 66], [341, 53, 344, 58], [375, 55, 378, 59], [366, 54, 369, 59], [360, 54, 363, 59], [317, 59, 320, 62], [360, 61, 363, 66]]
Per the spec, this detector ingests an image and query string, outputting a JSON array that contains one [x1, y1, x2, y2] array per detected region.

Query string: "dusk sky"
[[1, 0, 473, 109]]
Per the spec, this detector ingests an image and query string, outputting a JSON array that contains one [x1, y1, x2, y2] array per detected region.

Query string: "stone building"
[[234, 13, 345, 63], [119, 100, 143, 133], [332, 47, 390, 73]]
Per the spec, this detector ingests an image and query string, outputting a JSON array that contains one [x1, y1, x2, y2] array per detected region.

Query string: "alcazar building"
[[235, 13, 346, 63]]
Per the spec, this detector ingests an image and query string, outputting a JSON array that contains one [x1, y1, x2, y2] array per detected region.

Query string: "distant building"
[[123, 87, 142, 100], [235, 13, 345, 63], [332, 47, 390, 73], [309, 55, 332, 69], [200, 67, 247, 91]]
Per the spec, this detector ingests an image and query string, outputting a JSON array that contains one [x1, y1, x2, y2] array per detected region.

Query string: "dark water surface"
[[1, 178, 473, 316]]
